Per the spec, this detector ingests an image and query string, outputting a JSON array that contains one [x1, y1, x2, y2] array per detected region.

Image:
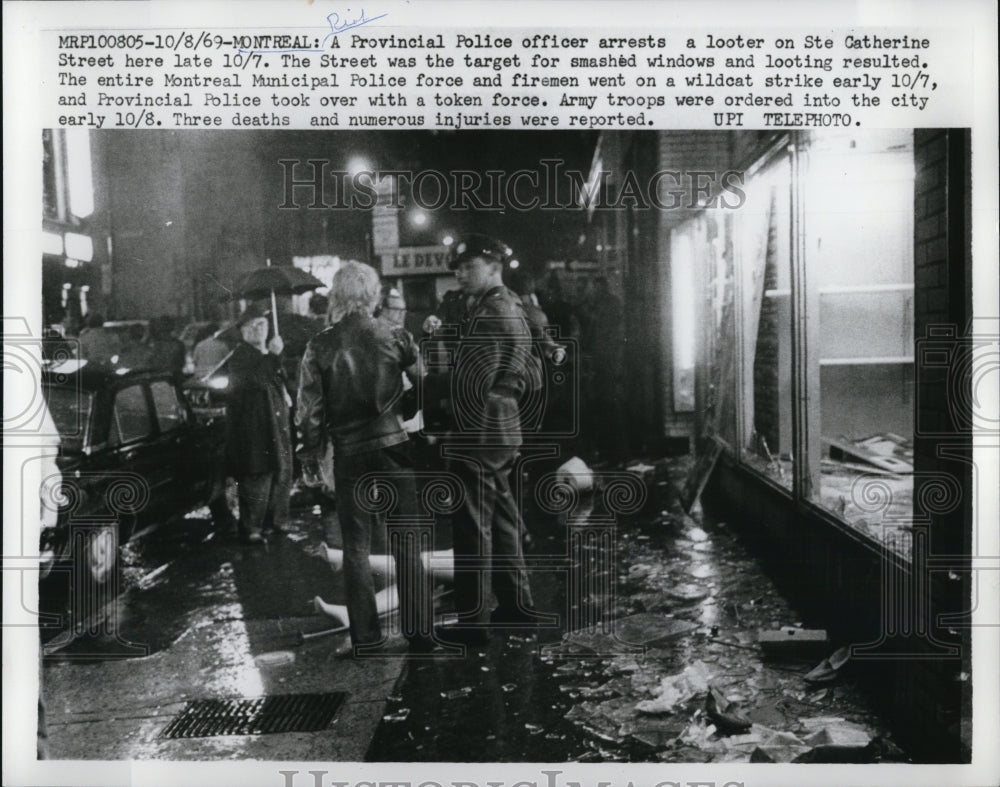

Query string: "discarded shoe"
[[705, 683, 752, 734], [804, 645, 851, 684]]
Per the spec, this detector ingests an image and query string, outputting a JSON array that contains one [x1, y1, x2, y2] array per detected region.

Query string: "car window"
[[109, 384, 153, 445], [150, 380, 188, 432], [42, 386, 93, 454]]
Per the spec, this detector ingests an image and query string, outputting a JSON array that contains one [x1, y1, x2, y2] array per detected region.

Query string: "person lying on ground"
[[313, 547, 454, 630]]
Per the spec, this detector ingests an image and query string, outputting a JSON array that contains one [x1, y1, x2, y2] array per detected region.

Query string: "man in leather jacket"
[[296, 261, 433, 654]]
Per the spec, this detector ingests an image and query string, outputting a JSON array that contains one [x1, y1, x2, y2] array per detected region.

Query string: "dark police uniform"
[[443, 284, 536, 629]]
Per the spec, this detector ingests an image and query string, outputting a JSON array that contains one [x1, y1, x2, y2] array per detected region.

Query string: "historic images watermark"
[[277, 159, 747, 212], [276, 768, 746, 787]]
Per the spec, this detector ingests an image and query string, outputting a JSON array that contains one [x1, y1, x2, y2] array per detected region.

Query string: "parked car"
[[181, 368, 231, 423], [100, 319, 150, 344], [40, 359, 229, 585]]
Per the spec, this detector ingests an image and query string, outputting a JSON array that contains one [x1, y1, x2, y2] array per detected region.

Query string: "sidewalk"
[[366, 458, 908, 763], [42, 457, 908, 764]]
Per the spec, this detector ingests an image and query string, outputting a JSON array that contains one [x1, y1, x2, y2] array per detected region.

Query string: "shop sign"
[[380, 246, 455, 276]]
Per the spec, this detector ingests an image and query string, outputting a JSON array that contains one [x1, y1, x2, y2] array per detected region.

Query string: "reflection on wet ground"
[[368, 460, 907, 763], [41, 458, 910, 763], [41, 514, 338, 661]]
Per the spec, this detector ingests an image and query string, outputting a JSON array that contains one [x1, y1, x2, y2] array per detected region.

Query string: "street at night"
[[42, 463, 906, 763], [21, 124, 978, 770]]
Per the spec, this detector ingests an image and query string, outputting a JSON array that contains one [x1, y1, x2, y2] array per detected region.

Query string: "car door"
[[149, 378, 213, 510], [106, 381, 172, 527]]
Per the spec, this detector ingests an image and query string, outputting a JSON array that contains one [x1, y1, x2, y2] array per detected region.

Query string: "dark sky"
[[257, 130, 600, 271]]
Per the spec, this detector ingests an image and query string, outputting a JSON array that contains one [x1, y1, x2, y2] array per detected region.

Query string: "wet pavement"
[[40, 457, 910, 763]]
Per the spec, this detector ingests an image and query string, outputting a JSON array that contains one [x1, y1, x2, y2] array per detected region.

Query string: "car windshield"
[[42, 385, 94, 454]]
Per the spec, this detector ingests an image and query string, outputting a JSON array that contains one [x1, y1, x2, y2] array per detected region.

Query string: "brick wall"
[[912, 129, 973, 571], [911, 129, 972, 755]]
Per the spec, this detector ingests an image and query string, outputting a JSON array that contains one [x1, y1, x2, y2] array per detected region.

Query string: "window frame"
[[731, 133, 798, 498], [707, 130, 917, 563], [149, 379, 190, 434], [108, 382, 156, 447]]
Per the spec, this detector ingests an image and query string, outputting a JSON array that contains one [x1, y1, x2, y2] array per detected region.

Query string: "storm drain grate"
[[161, 692, 347, 738]]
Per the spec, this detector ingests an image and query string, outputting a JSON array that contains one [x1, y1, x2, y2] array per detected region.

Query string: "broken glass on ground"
[[667, 583, 710, 603], [635, 660, 714, 714], [440, 687, 472, 700], [545, 614, 698, 657], [533, 455, 902, 762]]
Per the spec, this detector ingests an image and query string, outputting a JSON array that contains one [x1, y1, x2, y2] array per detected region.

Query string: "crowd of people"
[[219, 234, 603, 656], [56, 313, 191, 380], [44, 234, 628, 658]]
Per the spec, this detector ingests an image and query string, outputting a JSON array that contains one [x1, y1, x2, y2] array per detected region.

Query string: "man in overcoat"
[[225, 302, 293, 544]]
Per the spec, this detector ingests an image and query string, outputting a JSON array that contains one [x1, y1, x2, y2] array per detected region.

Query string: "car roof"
[[41, 359, 173, 389], [103, 320, 149, 326]]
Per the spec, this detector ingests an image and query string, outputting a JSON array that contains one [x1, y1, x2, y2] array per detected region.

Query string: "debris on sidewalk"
[[667, 583, 710, 603], [804, 646, 852, 683], [555, 456, 594, 493], [705, 684, 752, 733], [440, 687, 472, 700], [367, 455, 906, 764], [748, 728, 814, 762], [636, 660, 713, 714], [758, 627, 830, 658], [543, 614, 698, 657], [254, 650, 295, 667], [540, 483, 902, 763]]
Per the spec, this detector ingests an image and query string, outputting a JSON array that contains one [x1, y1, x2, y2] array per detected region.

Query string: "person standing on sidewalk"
[[430, 234, 542, 646], [225, 302, 293, 545], [296, 262, 434, 655]]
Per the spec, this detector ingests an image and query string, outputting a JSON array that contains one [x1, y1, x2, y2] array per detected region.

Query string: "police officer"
[[431, 234, 542, 645]]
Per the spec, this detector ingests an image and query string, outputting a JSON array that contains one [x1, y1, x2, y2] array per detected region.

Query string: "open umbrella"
[[232, 259, 324, 334]]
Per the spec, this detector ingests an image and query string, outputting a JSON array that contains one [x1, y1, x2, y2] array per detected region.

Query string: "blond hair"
[[327, 261, 382, 324]]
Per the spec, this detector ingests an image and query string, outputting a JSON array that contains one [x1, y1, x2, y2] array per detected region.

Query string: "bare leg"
[[313, 548, 455, 629], [314, 586, 398, 628]]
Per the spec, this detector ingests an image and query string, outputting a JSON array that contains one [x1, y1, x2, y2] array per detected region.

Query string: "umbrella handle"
[[266, 258, 280, 337]]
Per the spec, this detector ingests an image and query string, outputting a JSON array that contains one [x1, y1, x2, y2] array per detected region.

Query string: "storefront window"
[[673, 213, 731, 442], [801, 130, 915, 557], [668, 226, 697, 412], [735, 147, 794, 490]]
